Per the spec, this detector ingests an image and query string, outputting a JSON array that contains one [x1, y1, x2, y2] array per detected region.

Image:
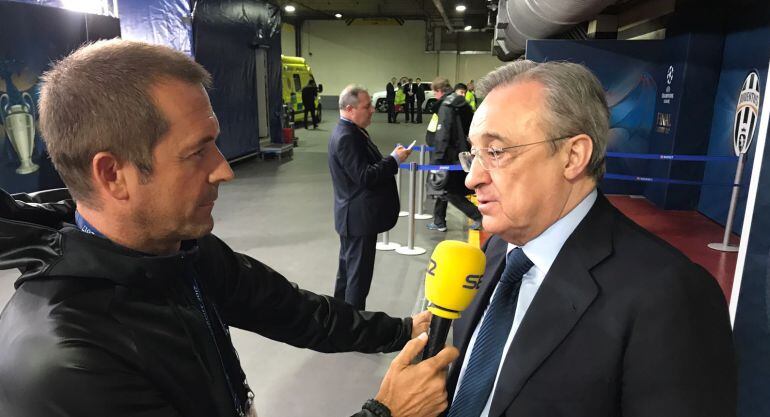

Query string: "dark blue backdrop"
[[0, 1, 120, 194]]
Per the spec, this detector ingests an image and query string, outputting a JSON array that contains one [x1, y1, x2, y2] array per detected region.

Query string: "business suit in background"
[[403, 80, 415, 123], [414, 79, 425, 123], [444, 60, 735, 417], [328, 86, 411, 309], [386, 78, 397, 123]]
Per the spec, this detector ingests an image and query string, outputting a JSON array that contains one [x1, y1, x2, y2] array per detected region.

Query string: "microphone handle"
[[422, 317, 453, 360]]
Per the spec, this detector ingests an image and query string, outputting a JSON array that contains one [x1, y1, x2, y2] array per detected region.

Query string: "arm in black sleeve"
[[203, 236, 411, 354], [2, 343, 181, 417], [336, 131, 398, 189], [431, 103, 455, 164]]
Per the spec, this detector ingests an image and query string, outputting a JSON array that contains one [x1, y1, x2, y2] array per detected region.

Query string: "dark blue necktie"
[[448, 247, 533, 417]]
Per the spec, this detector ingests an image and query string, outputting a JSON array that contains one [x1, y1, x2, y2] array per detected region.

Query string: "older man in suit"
[[328, 84, 412, 309], [444, 61, 736, 417]]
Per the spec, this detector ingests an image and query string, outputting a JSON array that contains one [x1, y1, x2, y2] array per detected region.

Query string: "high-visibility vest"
[[465, 91, 477, 111]]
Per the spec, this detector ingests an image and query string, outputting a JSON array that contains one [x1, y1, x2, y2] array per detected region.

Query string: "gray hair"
[[477, 60, 609, 181], [38, 39, 211, 204], [338, 84, 368, 109]]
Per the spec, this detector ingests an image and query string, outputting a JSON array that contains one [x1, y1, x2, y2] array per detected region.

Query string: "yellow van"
[[281, 55, 322, 124]]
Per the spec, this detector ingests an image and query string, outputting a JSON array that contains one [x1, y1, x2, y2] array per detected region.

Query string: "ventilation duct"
[[493, 0, 616, 60]]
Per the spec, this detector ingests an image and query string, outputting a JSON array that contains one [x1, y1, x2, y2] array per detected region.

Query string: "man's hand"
[[411, 311, 431, 339], [392, 145, 413, 163], [375, 333, 459, 417]]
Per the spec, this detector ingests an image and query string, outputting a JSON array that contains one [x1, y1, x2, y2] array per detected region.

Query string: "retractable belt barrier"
[[383, 147, 740, 256]]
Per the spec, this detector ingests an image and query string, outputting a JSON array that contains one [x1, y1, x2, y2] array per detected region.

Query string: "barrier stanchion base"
[[398, 211, 409, 217], [707, 242, 739, 252], [415, 214, 433, 220], [395, 246, 427, 256], [376, 242, 401, 251]]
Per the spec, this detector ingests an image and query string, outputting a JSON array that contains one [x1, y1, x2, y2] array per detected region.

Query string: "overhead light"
[[464, 25, 472, 31], [335, 13, 342, 18], [455, 4, 467, 12], [284, 5, 296, 12]]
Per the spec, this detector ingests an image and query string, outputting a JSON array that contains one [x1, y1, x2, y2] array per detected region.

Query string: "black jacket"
[[328, 119, 399, 237], [0, 188, 412, 417], [301, 84, 318, 106], [445, 193, 736, 417], [386, 82, 395, 99], [415, 83, 425, 101], [427, 93, 474, 195]]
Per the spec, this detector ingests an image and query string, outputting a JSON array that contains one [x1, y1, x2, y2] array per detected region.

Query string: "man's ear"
[[91, 152, 130, 201], [563, 134, 594, 181]]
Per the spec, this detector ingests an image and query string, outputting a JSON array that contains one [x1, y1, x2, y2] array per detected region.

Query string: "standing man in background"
[[386, 77, 397, 123], [415, 77, 426, 123], [328, 84, 412, 310], [425, 80, 482, 232], [302, 79, 319, 129], [404, 78, 416, 123], [465, 79, 477, 111]]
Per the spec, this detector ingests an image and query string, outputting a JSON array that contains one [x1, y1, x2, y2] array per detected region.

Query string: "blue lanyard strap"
[[188, 270, 244, 416]]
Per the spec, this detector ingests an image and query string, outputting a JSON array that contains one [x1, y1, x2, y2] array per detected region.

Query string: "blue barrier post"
[[415, 146, 433, 220], [397, 166, 408, 217], [396, 162, 426, 256]]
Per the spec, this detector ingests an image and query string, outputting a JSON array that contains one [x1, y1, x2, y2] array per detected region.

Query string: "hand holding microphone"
[[421, 240, 486, 360]]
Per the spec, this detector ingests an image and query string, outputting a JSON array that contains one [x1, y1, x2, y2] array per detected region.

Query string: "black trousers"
[[387, 98, 396, 122], [334, 234, 377, 310], [405, 99, 415, 122], [303, 103, 318, 128], [433, 193, 482, 227], [415, 99, 424, 122]]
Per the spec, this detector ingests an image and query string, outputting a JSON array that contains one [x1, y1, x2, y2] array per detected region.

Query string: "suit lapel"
[[485, 194, 615, 416]]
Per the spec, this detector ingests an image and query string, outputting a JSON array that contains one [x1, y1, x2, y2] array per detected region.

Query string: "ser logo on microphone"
[[427, 259, 483, 289], [463, 274, 483, 290]]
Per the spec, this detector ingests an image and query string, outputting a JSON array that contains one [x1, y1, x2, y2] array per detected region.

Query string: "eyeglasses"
[[458, 136, 571, 172]]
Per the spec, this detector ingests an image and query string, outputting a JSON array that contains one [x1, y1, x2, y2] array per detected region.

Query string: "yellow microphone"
[[422, 240, 486, 359]]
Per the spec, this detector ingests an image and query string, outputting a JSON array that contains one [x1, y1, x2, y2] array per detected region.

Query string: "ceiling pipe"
[[431, 0, 455, 32], [494, 0, 616, 60]]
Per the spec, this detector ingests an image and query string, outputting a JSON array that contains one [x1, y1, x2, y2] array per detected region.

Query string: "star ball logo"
[[661, 65, 675, 104]]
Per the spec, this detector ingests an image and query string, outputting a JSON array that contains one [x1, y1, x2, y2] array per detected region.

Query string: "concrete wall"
[[281, 22, 296, 56], [297, 20, 503, 98]]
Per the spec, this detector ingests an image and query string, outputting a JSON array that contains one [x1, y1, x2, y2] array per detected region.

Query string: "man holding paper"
[[328, 84, 412, 309]]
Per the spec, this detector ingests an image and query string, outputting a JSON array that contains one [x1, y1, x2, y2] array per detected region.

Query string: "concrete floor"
[[0, 111, 475, 417]]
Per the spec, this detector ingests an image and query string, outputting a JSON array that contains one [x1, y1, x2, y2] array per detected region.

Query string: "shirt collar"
[[507, 189, 597, 276]]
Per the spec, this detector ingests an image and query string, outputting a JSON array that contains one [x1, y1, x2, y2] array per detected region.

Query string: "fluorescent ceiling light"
[[61, 0, 106, 14], [455, 4, 467, 12], [285, 5, 296, 12], [464, 25, 472, 31], [335, 13, 342, 18]]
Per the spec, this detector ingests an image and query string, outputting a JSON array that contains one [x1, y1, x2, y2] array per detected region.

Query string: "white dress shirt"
[[453, 189, 598, 416]]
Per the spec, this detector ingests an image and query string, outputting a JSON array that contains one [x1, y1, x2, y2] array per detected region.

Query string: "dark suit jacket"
[[386, 82, 395, 99], [415, 83, 425, 101], [404, 83, 415, 102], [446, 193, 736, 417], [328, 119, 399, 237]]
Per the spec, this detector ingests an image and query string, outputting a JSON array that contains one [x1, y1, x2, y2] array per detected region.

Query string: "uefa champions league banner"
[[0, 2, 120, 194]]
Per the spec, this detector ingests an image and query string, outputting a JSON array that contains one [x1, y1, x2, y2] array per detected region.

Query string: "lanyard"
[[75, 211, 245, 416]]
